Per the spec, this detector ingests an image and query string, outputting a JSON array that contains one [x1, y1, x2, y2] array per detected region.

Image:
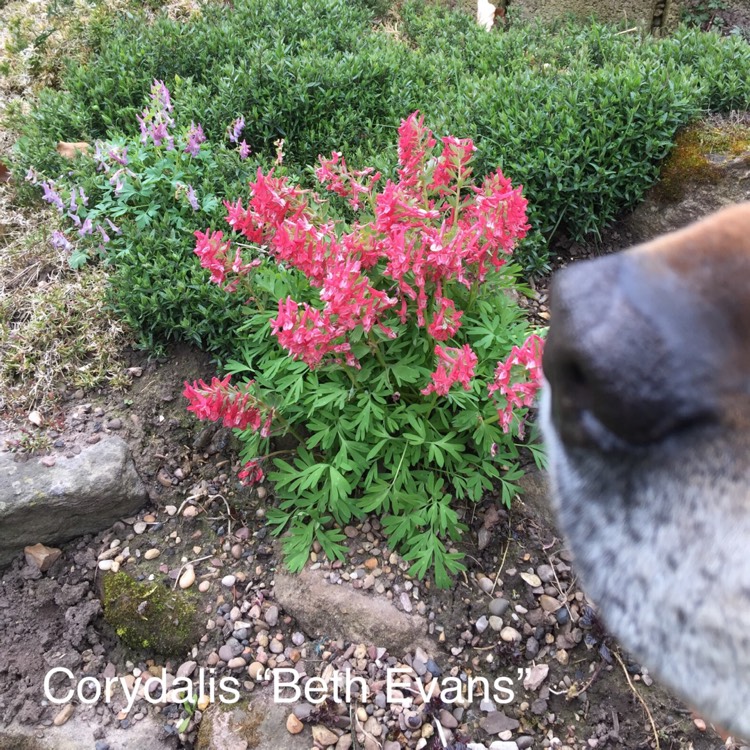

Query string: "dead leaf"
[[482, 504, 501, 530], [56, 141, 91, 159]]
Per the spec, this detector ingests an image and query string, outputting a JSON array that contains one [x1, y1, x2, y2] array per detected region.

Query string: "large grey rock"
[[2, 714, 177, 750], [0, 438, 147, 567], [196, 689, 310, 750], [274, 568, 434, 655]]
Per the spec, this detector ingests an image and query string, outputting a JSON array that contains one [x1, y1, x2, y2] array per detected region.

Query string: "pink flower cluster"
[[194, 229, 261, 292], [421, 345, 478, 396], [238, 459, 264, 486], [488, 333, 545, 436], [315, 151, 381, 210], [195, 112, 530, 396], [183, 375, 273, 436]]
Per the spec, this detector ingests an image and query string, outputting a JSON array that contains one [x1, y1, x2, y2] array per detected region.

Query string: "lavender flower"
[[96, 224, 111, 244], [186, 184, 199, 212], [41, 181, 65, 213], [105, 217, 122, 235], [238, 139, 251, 161], [227, 115, 245, 144], [93, 141, 109, 171], [151, 121, 171, 148], [108, 146, 128, 166], [137, 114, 149, 145], [185, 122, 206, 157], [150, 79, 173, 114], [50, 231, 72, 252], [78, 217, 93, 237], [138, 80, 175, 149], [110, 168, 133, 195]]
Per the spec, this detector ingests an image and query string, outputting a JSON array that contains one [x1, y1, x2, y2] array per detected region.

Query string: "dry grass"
[[0, 181, 133, 421], [0, 0, 156, 423]]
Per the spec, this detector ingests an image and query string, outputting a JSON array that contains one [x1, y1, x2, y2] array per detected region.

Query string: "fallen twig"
[[613, 649, 660, 750]]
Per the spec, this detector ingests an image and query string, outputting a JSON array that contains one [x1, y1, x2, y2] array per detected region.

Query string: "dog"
[[541, 202, 750, 738]]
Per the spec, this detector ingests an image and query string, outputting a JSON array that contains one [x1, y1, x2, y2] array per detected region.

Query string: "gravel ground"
[[0, 344, 736, 750]]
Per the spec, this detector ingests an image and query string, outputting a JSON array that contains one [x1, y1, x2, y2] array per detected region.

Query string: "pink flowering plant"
[[185, 112, 545, 585]]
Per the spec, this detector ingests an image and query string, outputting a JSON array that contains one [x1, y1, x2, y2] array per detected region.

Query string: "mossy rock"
[[654, 120, 750, 202], [102, 571, 201, 657], [0, 736, 44, 750]]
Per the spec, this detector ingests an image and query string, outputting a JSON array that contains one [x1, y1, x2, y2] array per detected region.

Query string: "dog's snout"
[[543, 252, 722, 450]]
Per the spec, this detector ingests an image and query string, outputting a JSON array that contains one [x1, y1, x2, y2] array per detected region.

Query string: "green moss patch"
[[654, 118, 750, 202], [102, 571, 201, 657]]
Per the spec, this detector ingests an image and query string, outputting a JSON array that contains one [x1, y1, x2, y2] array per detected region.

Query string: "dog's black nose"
[[543, 251, 723, 449]]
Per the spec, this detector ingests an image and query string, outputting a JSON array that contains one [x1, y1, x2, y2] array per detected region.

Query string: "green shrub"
[[15, 1, 750, 354], [13, 1, 750, 272]]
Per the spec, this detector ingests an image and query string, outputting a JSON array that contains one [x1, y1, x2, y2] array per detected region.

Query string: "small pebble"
[[478, 576, 494, 594], [179, 567, 196, 589], [287, 713, 303, 734], [489, 598, 510, 617], [500, 626, 522, 643], [53, 704, 75, 726]]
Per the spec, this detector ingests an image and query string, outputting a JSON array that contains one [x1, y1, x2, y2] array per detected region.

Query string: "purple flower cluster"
[[32, 81, 260, 261], [186, 184, 199, 212], [50, 230, 73, 252], [94, 141, 129, 171], [137, 79, 176, 150], [37, 173, 114, 252], [41, 181, 65, 213], [227, 115, 245, 144], [108, 146, 129, 166], [185, 122, 206, 157]]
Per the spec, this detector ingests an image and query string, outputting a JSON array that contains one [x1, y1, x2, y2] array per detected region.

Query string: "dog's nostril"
[[562, 359, 587, 389]]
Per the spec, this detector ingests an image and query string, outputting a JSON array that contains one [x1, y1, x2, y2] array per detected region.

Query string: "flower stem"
[[367, 333, 388, 369]]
